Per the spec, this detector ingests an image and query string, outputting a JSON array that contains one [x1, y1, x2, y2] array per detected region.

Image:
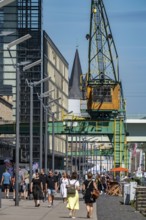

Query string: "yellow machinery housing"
[[87, 84, 121, 111]]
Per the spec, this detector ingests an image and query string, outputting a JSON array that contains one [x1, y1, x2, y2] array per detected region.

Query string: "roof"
[[69, 49, 83, 99]]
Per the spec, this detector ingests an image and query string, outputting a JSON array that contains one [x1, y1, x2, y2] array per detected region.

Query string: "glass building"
[[0, 0, 69, 169]]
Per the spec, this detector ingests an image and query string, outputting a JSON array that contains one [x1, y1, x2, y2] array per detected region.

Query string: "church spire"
[[69, 49, 83, 99]]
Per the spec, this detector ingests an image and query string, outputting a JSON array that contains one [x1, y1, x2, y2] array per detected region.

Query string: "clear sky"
[[43, 0, 146, 116]]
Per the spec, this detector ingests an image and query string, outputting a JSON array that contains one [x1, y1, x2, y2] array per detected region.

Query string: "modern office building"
[[0, 0, 43, 164], [0, 0, 69, 169]]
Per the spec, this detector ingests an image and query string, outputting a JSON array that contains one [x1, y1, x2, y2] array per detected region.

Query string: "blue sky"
[[43, 0, 146, 116]]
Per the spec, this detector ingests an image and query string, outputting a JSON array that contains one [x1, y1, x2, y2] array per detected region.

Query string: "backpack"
[[67, 180, 77, 195]]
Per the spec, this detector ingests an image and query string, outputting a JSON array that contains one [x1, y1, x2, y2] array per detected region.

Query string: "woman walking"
[[66, 172, 80, 219], [60, 172, 69, 203], [82, 172, 98, 218], [30, 172, 43, 207], [95, 174, 103, 194]]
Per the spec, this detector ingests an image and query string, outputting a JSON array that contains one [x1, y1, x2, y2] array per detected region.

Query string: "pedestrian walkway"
[[97, 194, 146, 220], [0, 195, 97, 220], [1, 193, 146, 220]]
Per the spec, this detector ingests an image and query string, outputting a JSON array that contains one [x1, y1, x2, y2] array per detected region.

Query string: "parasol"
[[110, 167, 128, 172]]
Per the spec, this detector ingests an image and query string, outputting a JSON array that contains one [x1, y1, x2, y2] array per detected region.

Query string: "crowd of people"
[[0, 168, 113, 219]]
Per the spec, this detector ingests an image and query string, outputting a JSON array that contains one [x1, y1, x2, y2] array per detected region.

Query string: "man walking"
[[46, 170, 58, 207], [40, 169, 47, 201], [0, 169, 11, 198]]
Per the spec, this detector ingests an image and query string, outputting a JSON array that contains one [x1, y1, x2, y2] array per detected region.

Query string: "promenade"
[[0, 193, 146, 220], [0, 193, 97, 220]]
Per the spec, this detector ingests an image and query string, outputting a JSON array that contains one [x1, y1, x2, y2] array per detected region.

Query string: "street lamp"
[[82, 137, 86, 175], [65, 135, 68, 173], [36, 99, 50, 175], [49, 108, 61, 172], [23, 59, 41, 71], [23, 57, 50, 179], [7, 34, 32, 206], [75, 136, 78, 171], [7, 34, 31, 49], [38, 90, 61, 173], [78, 136, 81, 180], [62, 111, 73, 173], [71, 136, 73, 173], [0, 31, 15, 36], [0, 0, 15, 8], [48, 105, 61, 172]]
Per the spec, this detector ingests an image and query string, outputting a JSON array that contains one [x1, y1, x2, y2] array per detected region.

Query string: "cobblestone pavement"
[[96, 194, 146, 220]]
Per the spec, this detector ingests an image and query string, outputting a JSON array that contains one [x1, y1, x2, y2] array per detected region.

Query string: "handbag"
[[91, 189, 100, 199]]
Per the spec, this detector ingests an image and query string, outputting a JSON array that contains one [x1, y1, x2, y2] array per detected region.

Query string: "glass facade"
[[0, 0, 42, 163], [0, 1, 69, 169]]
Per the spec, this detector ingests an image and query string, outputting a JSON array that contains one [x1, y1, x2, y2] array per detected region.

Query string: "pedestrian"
[[46, 170, 58, 207], [82, 172, 98, 218], [23, 171, 29, 199], [101, 173, 107, 194], [54, 171, 59, 190], [40, 168, 47, 201], [0, 168, 11, 198], [18, 168, 24, 199], [60, 172, 69, 203], [66, 171, 80, 219], [95, 174, 103, 194], [11, 172, 15, 200], [30, 172, 43, 207]]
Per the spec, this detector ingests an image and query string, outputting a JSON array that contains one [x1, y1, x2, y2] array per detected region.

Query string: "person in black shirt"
[[30, 172, 43, 207], [82, 172, 98, 218], [46, 170, 58, 207], [39, 169, 47, 201]]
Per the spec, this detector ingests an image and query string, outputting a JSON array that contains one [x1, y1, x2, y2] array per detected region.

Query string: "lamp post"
[[49, 109, 61, 171], [24, 60, 49, 173], [43, 105, 59, 173], [65, 135, 68, 173], [7, 34, 32, 206], [25, 76, 51, 184], [44, 105, 49, 174], [75, 136, 78, 171], [96, 145, 98, 173], [78, 136, 81, 180], [38, 91, 61, 173], [82, 137, 86, 176], [71, 136, 73, 174], [62, 111, 73, 173], [52, 112, 55, 171], [87, 141, 89, 172], [24, 61, 51, 180]]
